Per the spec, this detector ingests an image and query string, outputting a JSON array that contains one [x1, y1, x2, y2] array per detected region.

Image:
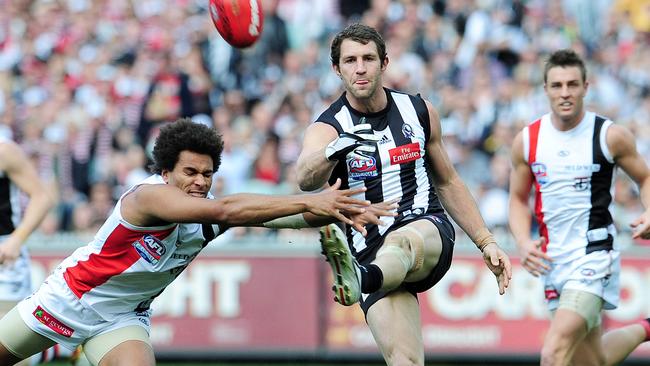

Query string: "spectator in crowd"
[[0, 0, 647, 245]]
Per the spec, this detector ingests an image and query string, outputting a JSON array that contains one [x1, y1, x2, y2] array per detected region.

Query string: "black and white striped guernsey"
[[317, 88, 444, 255]]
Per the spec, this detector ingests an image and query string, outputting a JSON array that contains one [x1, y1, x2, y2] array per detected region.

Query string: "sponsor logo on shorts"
[[544, 287, 559, 300], [581, 268, 596, 277], [138, 317, 150, 326], [133, 234, 167, 264], [347, 156, 378, 180], [32, 306, 74, 338], [389, 143, 421, 165]]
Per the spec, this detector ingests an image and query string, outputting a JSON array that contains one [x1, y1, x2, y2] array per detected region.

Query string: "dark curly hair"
[[330, 23, 387, 67], [543, 49, 586, 84], [150, 118, 224, 174]]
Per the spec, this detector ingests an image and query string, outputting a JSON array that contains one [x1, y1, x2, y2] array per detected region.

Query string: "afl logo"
[[347, 156, 378, 180], [349, 156, 376, 172], [531, 162, 548, 185], [133, 234, 167, 264]]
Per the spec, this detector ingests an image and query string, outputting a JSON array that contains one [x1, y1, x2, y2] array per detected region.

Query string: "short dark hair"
[[150, 118, 224, 174], [330, 23, 387, 67], [543, 49, 587, 83]]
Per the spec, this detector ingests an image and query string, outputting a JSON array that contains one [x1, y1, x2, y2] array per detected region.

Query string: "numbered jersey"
[[317, 88, 444, 256], [524, 112, 617, 263], [44, 175, 221, 320]]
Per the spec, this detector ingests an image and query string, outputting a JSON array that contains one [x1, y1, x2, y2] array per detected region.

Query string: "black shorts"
[[358, 213, 456, 315]]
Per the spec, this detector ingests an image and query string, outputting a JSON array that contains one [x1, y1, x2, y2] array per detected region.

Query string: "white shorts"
[[543, 250, 620, 311], [16, 279, 151, 351], [0, 240, 31, 301]]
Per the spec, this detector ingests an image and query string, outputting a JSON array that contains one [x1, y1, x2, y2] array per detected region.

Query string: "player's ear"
[[161, 170, 170, 183], [332, 64, 341, 78], [381, 56, 389, 71]]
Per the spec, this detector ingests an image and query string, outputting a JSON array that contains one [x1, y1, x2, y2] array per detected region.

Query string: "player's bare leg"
[[571, 325, 605, 366], [541, 308, 590, 366], [367, 291, 424, 366], [598, 320, 648, 365]]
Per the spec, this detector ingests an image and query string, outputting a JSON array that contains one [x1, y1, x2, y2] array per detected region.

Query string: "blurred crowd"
[[1, 0, 650, 244]]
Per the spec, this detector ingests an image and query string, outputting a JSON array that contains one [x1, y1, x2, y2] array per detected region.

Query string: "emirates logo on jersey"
[[389, 142, 421, 165], [132, 234, 166, 265]]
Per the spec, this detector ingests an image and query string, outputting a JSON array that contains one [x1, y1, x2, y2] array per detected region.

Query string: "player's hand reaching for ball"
[[306, 179, 370, 226]]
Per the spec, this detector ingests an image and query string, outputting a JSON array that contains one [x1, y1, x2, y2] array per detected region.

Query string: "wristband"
[[473, 228, 496, 252], [263, 214, 310, 229]]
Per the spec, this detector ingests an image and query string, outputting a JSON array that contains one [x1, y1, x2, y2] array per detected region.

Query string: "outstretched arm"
[[508, 131, 552, 277], [279, 199, 398, 236], [122, 178, 369, 228], [607, 124, 650, 239], [0, 142, 54, 266], [424, 100, 511, 294]]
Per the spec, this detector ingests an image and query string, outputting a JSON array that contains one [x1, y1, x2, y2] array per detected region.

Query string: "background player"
[[509, 49, 650, 366]]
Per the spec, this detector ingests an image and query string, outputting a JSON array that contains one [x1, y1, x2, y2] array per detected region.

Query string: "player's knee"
[[377, 241, 412, 274], [378, 229, 426, 278], [384, 232, 411, 252], [541, 330, 575, 366], [540, 342, 563, 366]]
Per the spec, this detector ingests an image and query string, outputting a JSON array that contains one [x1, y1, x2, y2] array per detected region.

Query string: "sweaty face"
[[335, 39, 386, 101], [544, 66, 588, 125], [162, 151, 214, 198]]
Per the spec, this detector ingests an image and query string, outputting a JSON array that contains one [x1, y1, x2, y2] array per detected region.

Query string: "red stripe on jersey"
[[63, 224, 177, 298], [528, 119, 549, 252]]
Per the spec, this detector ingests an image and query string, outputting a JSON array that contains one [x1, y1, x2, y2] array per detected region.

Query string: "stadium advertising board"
[[29, 252, 650, 359]]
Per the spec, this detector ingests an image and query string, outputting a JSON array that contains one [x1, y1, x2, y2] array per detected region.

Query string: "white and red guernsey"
[[48, 175, 219, 321], [523, 111, 617, 264]]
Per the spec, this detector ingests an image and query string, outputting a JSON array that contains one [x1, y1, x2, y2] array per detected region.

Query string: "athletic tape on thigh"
[[83, 325, 151, 365], [376, 245, 411, 273], [378, 226, 425, 273], [558, 289, 603, 331], [397, 226, 425, 273]]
